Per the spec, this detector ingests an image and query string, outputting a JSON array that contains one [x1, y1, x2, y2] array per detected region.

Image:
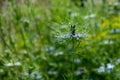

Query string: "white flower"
[[84, 14, 96, 20], [55, 51, 64, 56], [14, 62, 21, 66], [103, 40, 114, 45], [84, 16, 89, 20], [89, 14, 96, 18], [114, 2, 119, 6], [116, 58, 120, 64], [5, 62, 21, 67], [107, 63, 115, 69], [5, 63, 14, 67]]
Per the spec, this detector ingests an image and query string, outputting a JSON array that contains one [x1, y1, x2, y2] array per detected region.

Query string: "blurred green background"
[[0, 0, 120, 80]]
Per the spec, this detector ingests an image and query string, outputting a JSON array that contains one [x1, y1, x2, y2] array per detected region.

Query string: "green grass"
[[0, 0, 120, 80]]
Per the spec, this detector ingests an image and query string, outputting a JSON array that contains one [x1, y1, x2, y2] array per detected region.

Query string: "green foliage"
[[0, 0, 120, 80]]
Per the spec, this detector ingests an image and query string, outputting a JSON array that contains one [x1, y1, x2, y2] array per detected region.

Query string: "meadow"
[[0, 0, 120, 80]]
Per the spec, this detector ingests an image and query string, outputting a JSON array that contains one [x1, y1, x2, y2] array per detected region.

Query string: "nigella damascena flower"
[[116, 58, 120, 64], [56, 34, 70, 39], [54, 51, 64, 56], [84, 14, 96, 20], [74, 58, 81, 63], [103, 40, 114, 45], [98, 63, 115, 73], [56, 33, 87, 40], [29, 72, 42, 79], [48, 71, 57, 75], [75, 68, 87, 76], [56, 25, 87, 42], [109, 29, 120, 34], [75, 70, 82, 76], [107, 63, 115, 69], [4, 62, 21, 67], [105, 68, 111, 73], [98, 66, 105, 72], [14, 62, 21, 66], [45, 46, 55, 53], [4, 63, 14, 67]]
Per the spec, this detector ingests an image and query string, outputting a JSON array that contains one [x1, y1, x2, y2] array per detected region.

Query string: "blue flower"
[[74, 58, 81, 63], [105, 68, 111, 73], [75, 70, 82, 76], [109, 29, 120, 34], [48, 71, 57, 75], [98, 66, 105, 73], [56, 34, 70, 39], [75, 68, 86, 76]]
